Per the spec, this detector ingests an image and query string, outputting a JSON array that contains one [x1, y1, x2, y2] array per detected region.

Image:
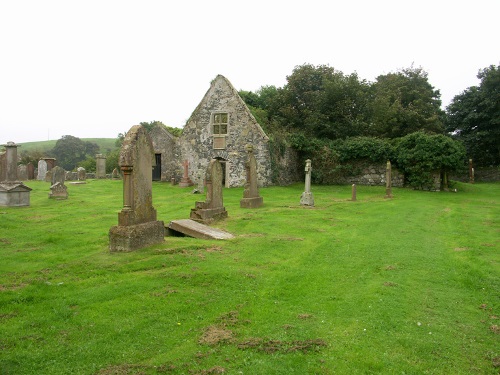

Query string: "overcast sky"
[[1, 0, 498, 144]]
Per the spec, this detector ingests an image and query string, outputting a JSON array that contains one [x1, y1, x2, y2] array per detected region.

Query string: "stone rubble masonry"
[[0, 142, 32, 207]]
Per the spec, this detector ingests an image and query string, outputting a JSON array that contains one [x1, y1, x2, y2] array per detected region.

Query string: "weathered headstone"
[[300, 159, 314, 206], [44, 158, 56, 170], [0, 151, 6, 181], [384, 160, 393, 199], [469, 159, 474, 184], [49, 166, 68, 199], [240, 144, 263, 208], [77, 167, 86, 181], [109, 125, 164, 252], [27, 162, 35, 180], [190, 159, 228, 223], [18, 165, 28, 181], [45, 169, 53, 183], [193, 169, 204, 194], [37, 160, 48, 181], [96, 154, 106, 179], [0, 142, 32, 207], [111, 168, 120, 180], [351, 184, 357, 201], [179, 160, 194, 187]]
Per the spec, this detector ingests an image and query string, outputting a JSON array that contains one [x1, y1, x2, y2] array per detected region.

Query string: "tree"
[[369, 66, 445, 138], [52, 135, 99, 170], [139, 120, 182, 137], [446, 64, 500, 166]]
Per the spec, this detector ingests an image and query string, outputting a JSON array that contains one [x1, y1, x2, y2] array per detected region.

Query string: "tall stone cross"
[[300, 159, 314, 206]]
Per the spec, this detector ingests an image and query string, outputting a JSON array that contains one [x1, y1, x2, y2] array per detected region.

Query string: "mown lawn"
[[0, 180, 498, 374]]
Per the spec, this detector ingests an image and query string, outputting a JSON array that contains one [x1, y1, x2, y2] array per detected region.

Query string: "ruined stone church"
[[150, 75, 274, 187]]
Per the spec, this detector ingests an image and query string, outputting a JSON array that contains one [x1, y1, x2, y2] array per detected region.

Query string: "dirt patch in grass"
[[0, 238, 11, 244], [454, 247, 469, 252], [298, 313, 313, 320], [384, 281, 398, 287], [237, 338, 327, 354], [96, 364, 150, 374], [274, 236, 304, 242], [191, 367, 226, 375], [490, 325, 499, 334], [385, 265, 397, 271], [0, 283, 27, 291], [198, 326, 234, 346]]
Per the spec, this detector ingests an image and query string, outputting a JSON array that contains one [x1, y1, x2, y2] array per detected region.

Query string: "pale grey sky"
[[1, 0, 498, 144]]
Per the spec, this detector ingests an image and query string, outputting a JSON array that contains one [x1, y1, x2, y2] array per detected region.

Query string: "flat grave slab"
[[167, 219, 234, 240]]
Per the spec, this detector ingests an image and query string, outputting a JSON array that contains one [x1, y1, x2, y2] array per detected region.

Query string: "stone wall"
[[450, 166, 500, 183], [331, 163, 404, 187], [149, 125, 181, 182]]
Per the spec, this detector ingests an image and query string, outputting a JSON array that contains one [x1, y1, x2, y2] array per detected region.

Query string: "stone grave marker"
[[240, 144, 263, 208], [111, 168, 120, 180], [77, 167, 86, 181], [351, 184, 357, 201], [0, 151, 5, 182], [300, 159, 314, 206], [190, 159, 228, 223], [384, 160, 393, 199], [49, 166, 68, 199], [37, 160, 48, 181], [18, 165, 28, 181], [109, 125, 164, 252], [179, 160, 194, 187], [96, 154, 106, 178], [27, 162, 35, 180], [0, 142, 32, 206], [469, 159, 474, 184]]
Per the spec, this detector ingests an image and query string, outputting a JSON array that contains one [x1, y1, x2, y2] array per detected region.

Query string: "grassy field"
[[0, 180, 498, 374], [18, 138, 117, 154]]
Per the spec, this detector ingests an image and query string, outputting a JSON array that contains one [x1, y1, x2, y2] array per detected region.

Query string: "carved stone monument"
[[27, 162, 35, 180], [77, 167, 86, 181], [111, 168, 120, 180], [96, 154, 106, 179], [49, 166, 68, 199], [179, 160, 194, 187], [109, 125, 164, 252], [384, 160, 393, 199], [300, 159, 314, 206], [240, 144, 263, 208], [351, 184, 357, 202], [0, 142, 32, 207], [190, 159, 228, 223], [469, 159, 474, 184], [37, 159, 48, 181]]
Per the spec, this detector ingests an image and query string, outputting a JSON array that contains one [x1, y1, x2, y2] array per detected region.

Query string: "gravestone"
[[179, 160, 194, 187], [190, 159, 228, 223], [77, 167, 86, 181], [0, 142, 32, 207], [45, 169, 53, 183], [351, 184, 357, 201], [469, 159, 474, 184], [0, 151, 5, 181], [193, 169, 204, 194], [240, 144, 263, 208], [111, 168, 120, 180], [44, 158, 56, 170], [384, 160, 393, 199], [49, 166, 68, 199], [18, 165, 28, 181], [96, 154, 106, 178], [109, 125, 164, 252], [300, 159, 314, 206], [27, 162, 35, 180], [37, 160, 48, 181]]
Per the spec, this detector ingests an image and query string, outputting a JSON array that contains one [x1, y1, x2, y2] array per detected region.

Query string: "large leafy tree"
[[275, 64, 371, 140], [446, 64, 500, 166], [369, 67, 445, 138], [52, 135, 99, 170]]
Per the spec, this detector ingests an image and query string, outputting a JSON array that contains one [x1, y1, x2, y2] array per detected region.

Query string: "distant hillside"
[[19, 138, 118, 153]]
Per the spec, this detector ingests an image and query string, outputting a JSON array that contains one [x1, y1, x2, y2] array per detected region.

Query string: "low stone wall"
[[336, 164, 404, 187], [450, 166, 500, 183]]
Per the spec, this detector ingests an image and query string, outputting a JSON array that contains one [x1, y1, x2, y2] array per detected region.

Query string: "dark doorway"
[[152, 154, 162, 181], [214, 157, 226, 187]]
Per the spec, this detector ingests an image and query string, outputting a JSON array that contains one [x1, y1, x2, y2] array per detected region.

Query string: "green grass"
[[0, 180, 499, 374]]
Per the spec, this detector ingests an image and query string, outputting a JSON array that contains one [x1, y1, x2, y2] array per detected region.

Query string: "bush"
[[396, 132, 466, 189]]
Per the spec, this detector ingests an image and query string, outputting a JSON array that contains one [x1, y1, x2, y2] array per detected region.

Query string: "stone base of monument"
[[240, 196, 263, 208], [300, 192, 314, 206], [190, 202, 228, 224], [179, 178, 194, 187], [109, 220, 165, 252], [167, 219, 234, 240], [0, 182, 32, 207], [49, 182, 68, 200]]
